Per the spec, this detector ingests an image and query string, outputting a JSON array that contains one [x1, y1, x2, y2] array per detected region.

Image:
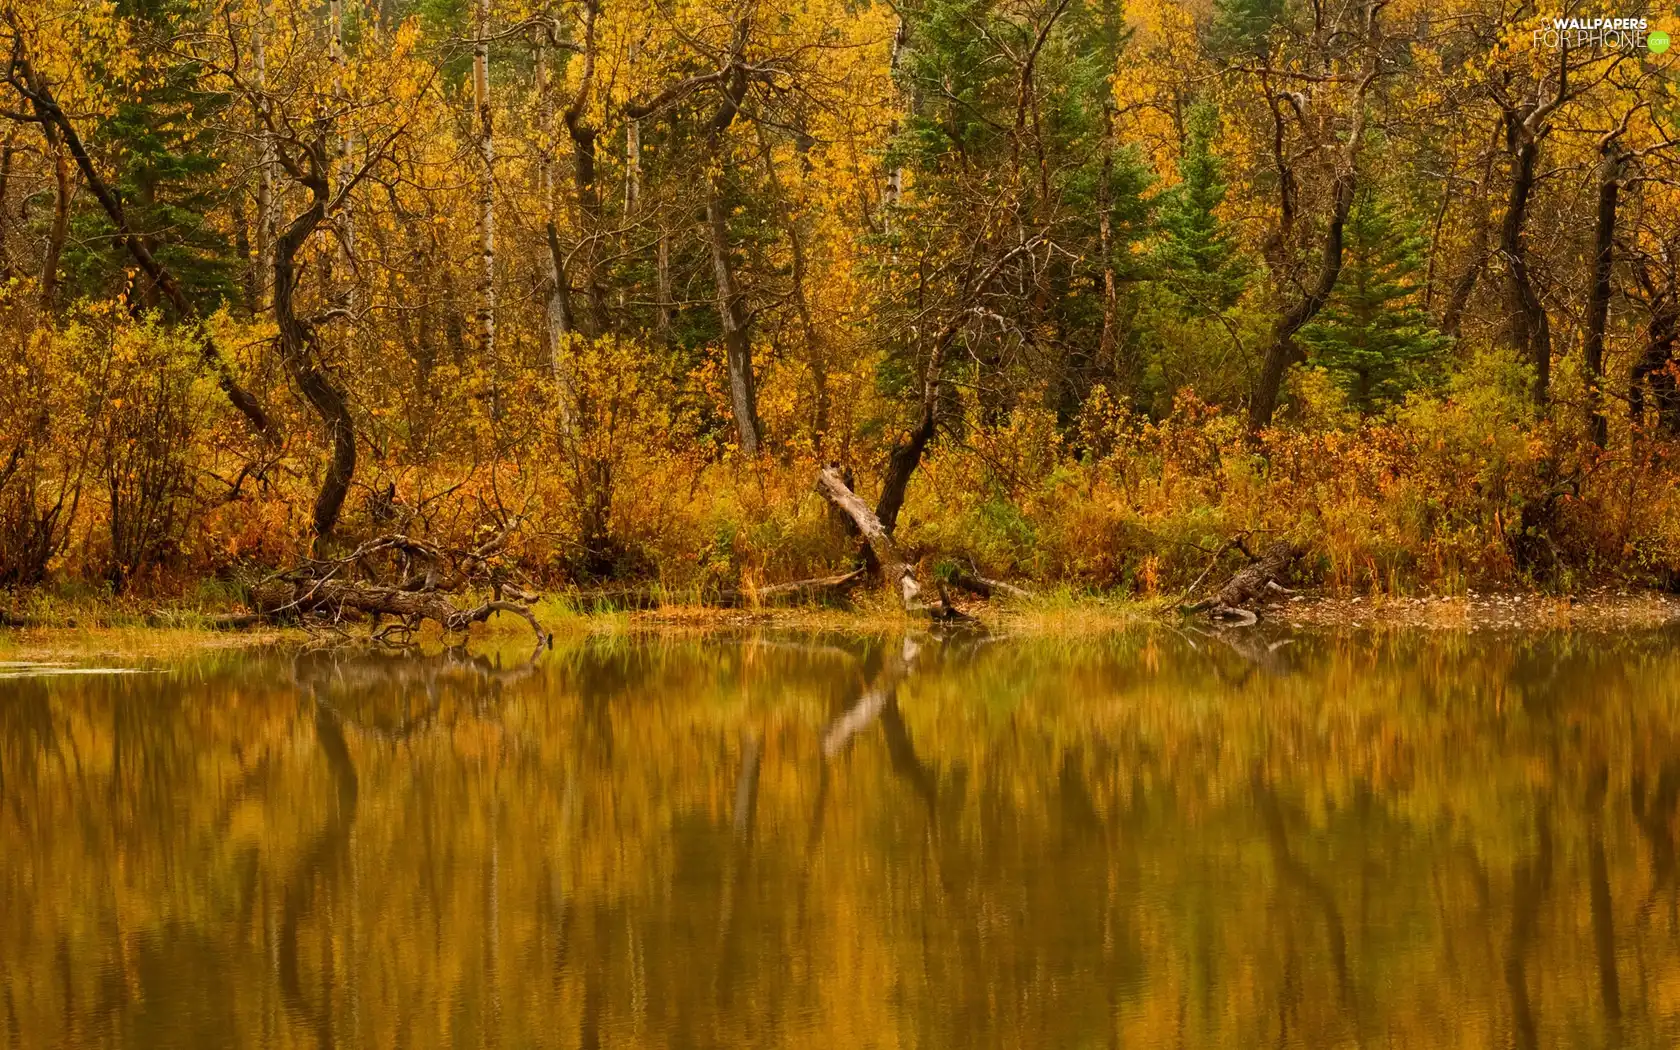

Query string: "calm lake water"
[[4, 628, 1680, 1048]]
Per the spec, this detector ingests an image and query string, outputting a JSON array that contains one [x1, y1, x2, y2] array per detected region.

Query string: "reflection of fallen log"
[[292, 646, 541, 738], [1180, 540, 1305, 626], [822, 637, 920, 757], [1196, 626, 1296, 678]]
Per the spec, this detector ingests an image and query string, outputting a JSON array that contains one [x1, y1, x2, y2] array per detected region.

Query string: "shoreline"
[[1273, 590, 1680, 631], [4, 589, 1680, 658]]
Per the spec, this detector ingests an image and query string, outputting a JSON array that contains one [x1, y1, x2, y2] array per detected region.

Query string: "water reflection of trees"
[[6, 632, 1680, 1045]]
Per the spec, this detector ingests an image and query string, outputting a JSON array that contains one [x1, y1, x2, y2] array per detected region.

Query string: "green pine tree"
[[1299, 188, 1446, 412], [61, 0, 239, 313], [1154, 101, 1247, 316], [1207, 0, 1285, 56], [879, 0, 1154, 419]]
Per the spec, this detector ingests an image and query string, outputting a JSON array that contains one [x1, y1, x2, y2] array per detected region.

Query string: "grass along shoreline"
[[5, 586, 1680, 655]]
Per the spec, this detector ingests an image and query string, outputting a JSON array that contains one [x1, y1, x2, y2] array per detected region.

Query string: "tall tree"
[[1154, 99, 1246, 316], [472, 0, 497, 415], [1299, 187, 1444, 412], [1243, 0, 1384, 434]]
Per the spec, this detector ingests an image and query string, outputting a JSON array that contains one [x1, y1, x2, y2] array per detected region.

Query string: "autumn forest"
[[1, 0, 1678, 610]]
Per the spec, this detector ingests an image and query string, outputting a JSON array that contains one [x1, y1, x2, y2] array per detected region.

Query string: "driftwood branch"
[[946, 568, 1032, 602], [235, 526, 548, 650], [750, 568, 868, 605], [1179, 540, 1306, 626]]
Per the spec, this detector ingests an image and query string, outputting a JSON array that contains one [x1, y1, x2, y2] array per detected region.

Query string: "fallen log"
[[236, 526, 549, 649], [816, 465, 919, 611], [947, 569, 1032, 602], [748, 568, 869, 606], [253, 579, 545, 644], [1180, 540, 1306, 626], [815, 466, 974, 622]]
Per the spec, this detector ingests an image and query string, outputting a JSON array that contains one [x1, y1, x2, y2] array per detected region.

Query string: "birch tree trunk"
[[0, 130, 12, 280], [704, 31, 762, 456], [626, 38, 641, 213], [41, 138, 69, 310], [536, 35, 577, 436], [252, 0, 275, 313], [883, 15, 907, 212], [328, 0, 355, 302], [656, 231, 672, 346], [473, 0, 498, 417]]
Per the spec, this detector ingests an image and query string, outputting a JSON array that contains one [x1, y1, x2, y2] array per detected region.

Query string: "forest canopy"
[[0, 0, 1677, 603]]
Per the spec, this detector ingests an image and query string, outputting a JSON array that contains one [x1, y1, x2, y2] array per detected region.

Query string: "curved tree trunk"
[[1248, 165, 1357, 434], [273, 145, 356, 552], [1440, 224, 1487, 339], [1437, 124, 1502, 339], [560, 0, 605, 340], [876, 397, 937, 537], [1629, 273, 1679, 434], [1246, 14, 1379, 435]]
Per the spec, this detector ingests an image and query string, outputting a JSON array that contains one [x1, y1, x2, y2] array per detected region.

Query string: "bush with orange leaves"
[[6, 292, 1680, 609], [898, 350, 1680, 597]]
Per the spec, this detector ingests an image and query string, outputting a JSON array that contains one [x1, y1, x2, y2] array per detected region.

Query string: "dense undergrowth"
[[4, 299, 1678, 619], [5, 0, 1678, 622]]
